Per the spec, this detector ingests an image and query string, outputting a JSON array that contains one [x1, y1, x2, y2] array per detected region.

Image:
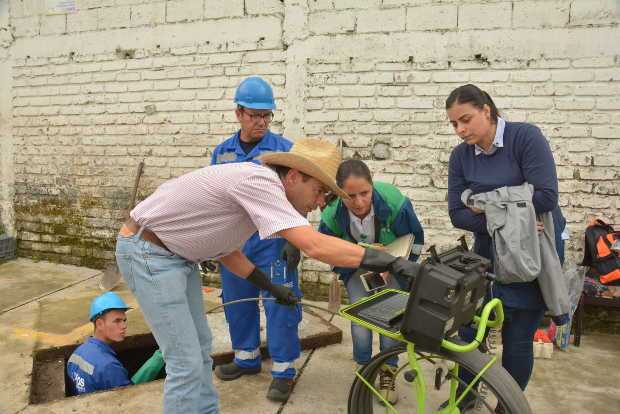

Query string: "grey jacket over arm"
[[462, 183, 569, 321]]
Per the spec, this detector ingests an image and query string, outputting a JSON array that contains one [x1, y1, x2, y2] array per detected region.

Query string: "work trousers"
[[220, 268, 302, 379]]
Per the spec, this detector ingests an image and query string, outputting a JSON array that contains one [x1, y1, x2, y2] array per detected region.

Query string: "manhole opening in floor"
[[28, 317, 342, 405], [29, 333, 163, 404]]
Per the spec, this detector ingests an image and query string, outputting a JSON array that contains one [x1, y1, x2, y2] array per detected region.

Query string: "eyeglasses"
[[241, 110, 274, 122], [312, 183, 333, 201]]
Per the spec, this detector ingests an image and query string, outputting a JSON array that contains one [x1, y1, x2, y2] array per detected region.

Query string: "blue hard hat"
[[89, 292, 131, 322], [234, 76, 276, 110]]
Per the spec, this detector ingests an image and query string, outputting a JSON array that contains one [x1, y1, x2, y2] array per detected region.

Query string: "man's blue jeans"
[[116, 234, 219, 414], [345, 271, 406, 367]]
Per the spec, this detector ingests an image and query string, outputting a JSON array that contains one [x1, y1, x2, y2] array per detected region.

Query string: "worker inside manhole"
[[30, 333, 165, 404], [65, 292, 165, 396], [30, 292, 167, 405]]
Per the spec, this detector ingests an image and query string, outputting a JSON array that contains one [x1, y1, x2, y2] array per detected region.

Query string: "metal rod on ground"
[[205, 297, 339, 317]]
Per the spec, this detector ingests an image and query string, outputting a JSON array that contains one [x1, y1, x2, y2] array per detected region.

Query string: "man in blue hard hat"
[[66, 292, 164, 395], [210, 76, 302, 402]]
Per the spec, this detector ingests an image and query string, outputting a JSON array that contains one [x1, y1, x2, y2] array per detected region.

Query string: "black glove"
[[246, 267, 298, 306], [269, 284, 299, 306], [390, 257, 422, 281], [282, 241, 301, 271], [360, 248, 422, 281]]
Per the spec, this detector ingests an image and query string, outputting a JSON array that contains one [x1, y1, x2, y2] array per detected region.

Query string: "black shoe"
[[214, 362, 261, 381], [266, 378, 293, 402]]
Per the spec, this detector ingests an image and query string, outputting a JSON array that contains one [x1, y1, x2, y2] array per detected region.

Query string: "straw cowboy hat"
[[258, 138, 349, 200]]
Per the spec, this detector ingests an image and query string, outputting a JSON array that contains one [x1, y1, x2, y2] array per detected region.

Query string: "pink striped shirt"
[[130, 163, 310, 262]]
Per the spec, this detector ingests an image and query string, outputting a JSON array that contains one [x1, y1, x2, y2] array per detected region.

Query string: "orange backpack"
[[581, 219, 620, 285]]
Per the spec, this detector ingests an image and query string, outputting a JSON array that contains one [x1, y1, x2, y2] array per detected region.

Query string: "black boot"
[[266, 378, 294, 402], [214, 362, 261, 381]]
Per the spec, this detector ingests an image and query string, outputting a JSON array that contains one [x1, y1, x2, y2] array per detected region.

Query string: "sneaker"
[[378, 365, 399, 405], [266, 378, 294, 402], [214, 362, 261, 381]]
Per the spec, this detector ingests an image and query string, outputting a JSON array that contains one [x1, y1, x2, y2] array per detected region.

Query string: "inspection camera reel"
[[400, 237, 492, 353]]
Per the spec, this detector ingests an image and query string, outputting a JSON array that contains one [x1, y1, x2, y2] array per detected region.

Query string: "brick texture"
[[1, 1, 619, 298]]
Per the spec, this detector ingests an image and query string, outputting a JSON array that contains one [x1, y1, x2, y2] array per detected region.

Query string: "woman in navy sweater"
[[446, 84, 564, 398]]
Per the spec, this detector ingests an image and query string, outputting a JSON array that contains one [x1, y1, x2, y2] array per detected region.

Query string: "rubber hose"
[[348, 346, 406, 414]]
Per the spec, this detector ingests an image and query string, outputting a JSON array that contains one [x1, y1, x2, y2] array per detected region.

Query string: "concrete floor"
[[1, 258, 619, 413]]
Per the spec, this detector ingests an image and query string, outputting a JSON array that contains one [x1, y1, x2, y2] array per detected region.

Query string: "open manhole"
[[30, 333, 162, 404], [30, 322, 342, 404]]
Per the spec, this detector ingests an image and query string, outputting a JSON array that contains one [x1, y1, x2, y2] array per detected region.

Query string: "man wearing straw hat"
[[115, 138, 421, 414]]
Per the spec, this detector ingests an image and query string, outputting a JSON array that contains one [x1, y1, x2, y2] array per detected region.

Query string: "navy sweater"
[[448, 121, 559, 309]]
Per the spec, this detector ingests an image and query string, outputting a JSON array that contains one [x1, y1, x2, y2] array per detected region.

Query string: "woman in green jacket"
[[319, 159, 424, 405]]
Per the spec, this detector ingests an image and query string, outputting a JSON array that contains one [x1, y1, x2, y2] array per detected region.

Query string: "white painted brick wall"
[[383, 0, 424, 6], [357, 8, 406, 33], [246, 0, 283, 15], [130, 2, 166, 27], [334, 0, 380, 10], [458, 2, 512, 30], [309, 11, 355, 35], [12, 16, 39, 37], [40, 14, 66, 35], [99, 5, 130, 29], [67, 8, 98, 32], [407, 4, 457, 31], [204, 0, 244, 19], [570, 0, 620, 26], [1, 0, 619, 287], [167, 0, 204, 22], [513, 0, 569, 28]]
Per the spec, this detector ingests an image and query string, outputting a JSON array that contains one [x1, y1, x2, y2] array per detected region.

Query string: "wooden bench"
[[574, 294, 620, 346]]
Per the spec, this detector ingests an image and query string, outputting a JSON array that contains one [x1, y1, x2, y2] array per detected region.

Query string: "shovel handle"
[[128, 161, 144, 209], [124, 161, 144, 219]]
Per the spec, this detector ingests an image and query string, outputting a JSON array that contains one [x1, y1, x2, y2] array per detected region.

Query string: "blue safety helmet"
[[89, 292, 131, 322], [234, 76, 276, 110]]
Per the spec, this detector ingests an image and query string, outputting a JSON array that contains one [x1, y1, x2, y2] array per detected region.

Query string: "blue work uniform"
[[211, 130, 302, 379], [66, 337, 131, 395]]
